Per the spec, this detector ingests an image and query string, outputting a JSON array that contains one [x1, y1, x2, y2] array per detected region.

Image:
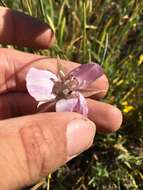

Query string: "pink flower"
[[26, 61, 103, 116]]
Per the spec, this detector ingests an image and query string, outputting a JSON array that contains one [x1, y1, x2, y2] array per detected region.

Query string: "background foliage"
[[1, 0, 143, 189]]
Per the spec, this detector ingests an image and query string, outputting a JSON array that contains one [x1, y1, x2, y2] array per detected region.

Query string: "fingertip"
[[109, 106, 123, 132], [34, 28, 56, 49], [66, 116, 96, 159], [91, 74, 109, 99], [87, 99, 122, 134], [0, 7, 55, 48], [101, 106, 123, 133]]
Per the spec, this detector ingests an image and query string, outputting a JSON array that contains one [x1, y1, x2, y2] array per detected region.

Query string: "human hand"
[[0, 7, 122, 189]]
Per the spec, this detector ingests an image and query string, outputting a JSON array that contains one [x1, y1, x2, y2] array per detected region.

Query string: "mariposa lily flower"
[[26, 61, 104, 116]]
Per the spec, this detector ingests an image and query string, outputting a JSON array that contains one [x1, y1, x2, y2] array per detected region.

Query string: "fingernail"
[[67, 118, 96, 159]]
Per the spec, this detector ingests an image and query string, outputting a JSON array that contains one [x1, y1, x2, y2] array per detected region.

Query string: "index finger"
[[0, 48, 109, 98], [0, 7, 55, 48]]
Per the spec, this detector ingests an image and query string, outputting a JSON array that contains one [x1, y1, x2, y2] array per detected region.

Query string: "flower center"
[[52, 76, 79, 98]]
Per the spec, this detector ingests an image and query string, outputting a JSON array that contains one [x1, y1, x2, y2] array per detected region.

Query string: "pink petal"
[[56, 98, 78, 112], [67, 63, 103, 88], [56, 92, 88, 116], [74, 92, 88, 116], [26, 67, 58, 101]]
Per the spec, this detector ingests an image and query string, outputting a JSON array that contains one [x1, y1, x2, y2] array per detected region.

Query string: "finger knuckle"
[[19, 119, 50, 180]]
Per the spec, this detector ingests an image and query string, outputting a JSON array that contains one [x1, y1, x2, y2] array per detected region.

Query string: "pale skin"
[[0, 7, 123, 190]]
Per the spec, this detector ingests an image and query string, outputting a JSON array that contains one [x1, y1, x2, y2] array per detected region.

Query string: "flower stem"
[[83, 1, 87, 63], [30, 178, 46, 190], [47, 173, 52, 190]]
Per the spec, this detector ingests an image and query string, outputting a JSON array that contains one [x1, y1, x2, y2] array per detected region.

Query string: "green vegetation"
[[1, 0, 143, 189]]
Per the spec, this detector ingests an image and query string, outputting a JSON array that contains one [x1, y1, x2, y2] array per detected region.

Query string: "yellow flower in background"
[[138, 54, 143, 65], [123, 106, 134, 113], [121, 101, 134, 113], [122, 101, 128, 106]]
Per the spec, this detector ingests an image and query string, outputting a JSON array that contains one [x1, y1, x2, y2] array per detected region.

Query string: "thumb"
[[0, 112, 96, 190]]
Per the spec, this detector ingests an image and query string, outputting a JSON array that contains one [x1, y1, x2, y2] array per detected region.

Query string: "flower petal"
[[56, 98, 78, 112], [26, 67, 58, 101], [67, 63, 103, 88], [56, 92, 88, 116], [74, 92, 88, 116]]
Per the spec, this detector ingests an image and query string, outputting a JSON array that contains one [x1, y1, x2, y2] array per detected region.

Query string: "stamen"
[[71, 84, 77, 89], [63, 89, 70, 95], [64, 80, 70, 85]]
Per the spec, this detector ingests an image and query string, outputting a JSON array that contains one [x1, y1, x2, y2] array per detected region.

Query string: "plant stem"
[[47, 173, 52, 190], [83, 1, 87, 63]]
